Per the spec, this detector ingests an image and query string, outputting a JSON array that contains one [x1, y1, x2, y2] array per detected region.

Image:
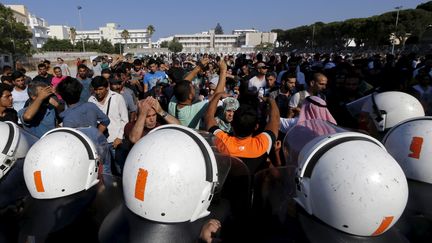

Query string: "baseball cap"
[[257, 63, 269, 69]]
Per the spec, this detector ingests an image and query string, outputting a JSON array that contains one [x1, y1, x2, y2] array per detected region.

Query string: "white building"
[[48, 25, 70, 40], [237, 32, 277, 48], [75, 23, 151, 48], [168, 28, 277, 52], [174, 29, 239, 51], [6, 5, 50, 49]]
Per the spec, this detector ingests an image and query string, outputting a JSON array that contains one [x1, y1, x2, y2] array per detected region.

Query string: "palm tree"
[[121, 29, 130, 50], [146, 25, 155, 48], [70, 27, 76, 45]]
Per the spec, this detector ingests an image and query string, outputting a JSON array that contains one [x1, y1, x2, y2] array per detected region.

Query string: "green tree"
[[99, 38, 115, 53], [160, 41, 169, 48], [417, 1, 432, 12], [42, 38, 74, 51], [168, 39, 183, 53], [121, 29, 130, 50], [147, 25, 155, 48], [0, 4, 32, 57], [215, 23, 224, 34]]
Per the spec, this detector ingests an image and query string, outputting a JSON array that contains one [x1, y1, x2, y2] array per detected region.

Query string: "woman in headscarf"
[[215, 97, 240, 134]]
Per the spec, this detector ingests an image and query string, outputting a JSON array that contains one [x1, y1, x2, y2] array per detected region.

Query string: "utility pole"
[[391, 6, 402, 55], [77, 6, 86, 52]]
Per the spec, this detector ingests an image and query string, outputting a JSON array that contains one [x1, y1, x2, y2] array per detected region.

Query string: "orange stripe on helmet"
[[134, 168, 148, 201], [33, 170, 45, 192], [372, 216, 394, 236]]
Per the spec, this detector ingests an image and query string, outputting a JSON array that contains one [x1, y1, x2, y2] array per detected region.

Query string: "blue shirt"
[[60, 102, 110, 128], [18, 104, 57, 138], [78, 77, 92, 103], [143, 71, 167, 90]]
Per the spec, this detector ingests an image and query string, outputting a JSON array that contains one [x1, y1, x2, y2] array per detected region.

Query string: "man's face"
[[110, 82, 122, 93], [258, 66, 268, 75], [94, 86, 109, 101], [38, 66, 47, 76], [134, 64, 142, 71], [312, 75, 328, 93], [267, 76, 276, 87], [149, 63, 158, 73], [0, 90, 13, 108], [344, 78, 359, 93], [54, 68, 62, 78], [145, 108, 157, 129], [13, 77, 26, 90], [225, 110, 235, 123], [102, 73, 111, 79], [78, 68, 87, 79], [286, 78, 296, 91]]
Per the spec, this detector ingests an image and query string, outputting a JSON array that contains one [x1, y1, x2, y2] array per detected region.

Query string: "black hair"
[[232, 104, 258, 138], [43, 60, 51, 65], [1, 75, 13, 83], [2, 65, 12, 71], [53, 66, 61, 72], [133, 59, 142, 65], [77, 64, 88, 70], [0, 83, 12, 95], [37, 63, 46, 69], [91, 76, 109, 89], [173, 80, 192, 103], [147, 58, 158, 67], [11, 71, 24, 81], [282, 71, 296, 81], [56, 77, 83, 105]]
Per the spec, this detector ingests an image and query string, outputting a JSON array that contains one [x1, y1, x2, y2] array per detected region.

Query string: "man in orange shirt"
[[205, 92, 280, 174]]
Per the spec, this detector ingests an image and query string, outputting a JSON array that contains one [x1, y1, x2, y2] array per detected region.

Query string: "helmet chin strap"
[[371, 93, 387, 131]]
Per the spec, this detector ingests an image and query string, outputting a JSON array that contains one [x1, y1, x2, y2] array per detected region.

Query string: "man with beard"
[[76, 64, 92, 103]]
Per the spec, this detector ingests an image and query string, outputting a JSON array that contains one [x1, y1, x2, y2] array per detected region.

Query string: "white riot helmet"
[[23, 127, 100, 199], [361, 91, 424, 132], [383, 117, 432, 184], [0, 121, 38, 179], [295, 132, 408, 236], [123, 124, 218, 223]]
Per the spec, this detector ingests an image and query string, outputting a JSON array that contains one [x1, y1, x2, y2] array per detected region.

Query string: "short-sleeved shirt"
[[60, 102, 110, 128], [11, 88, 29, 113], [209, 126, 276, 174], [168, 97, 208, 129], [143, 71, 167, 91], [18, 104, 57, 138]]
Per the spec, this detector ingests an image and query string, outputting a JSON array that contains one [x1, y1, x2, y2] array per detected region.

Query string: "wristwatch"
[[160, 111, 168, 118]]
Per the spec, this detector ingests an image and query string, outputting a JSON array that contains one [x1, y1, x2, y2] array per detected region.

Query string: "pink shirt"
[[51, 76, 66, 100]]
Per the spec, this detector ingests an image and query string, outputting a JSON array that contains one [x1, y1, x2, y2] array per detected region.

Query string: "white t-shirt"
[[289, 90, 311, 108], [248, 76, 266, 90], [12, 87, 29, 112]]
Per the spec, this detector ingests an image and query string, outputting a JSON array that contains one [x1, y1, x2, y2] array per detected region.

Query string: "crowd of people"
[[1, 51, 431, 169], [1, 50, 432, 241]]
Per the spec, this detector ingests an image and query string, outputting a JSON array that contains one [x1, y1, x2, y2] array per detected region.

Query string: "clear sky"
[[1, 0, 427, 40]]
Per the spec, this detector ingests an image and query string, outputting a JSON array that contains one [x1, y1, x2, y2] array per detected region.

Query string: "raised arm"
[[129, 99, 150, 144], [263, 97, 280, 138], [205, 92, 228, 130], [22, 86, 53, 122], [148, 96, 180, 125], [184, 57, 209, 82]]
